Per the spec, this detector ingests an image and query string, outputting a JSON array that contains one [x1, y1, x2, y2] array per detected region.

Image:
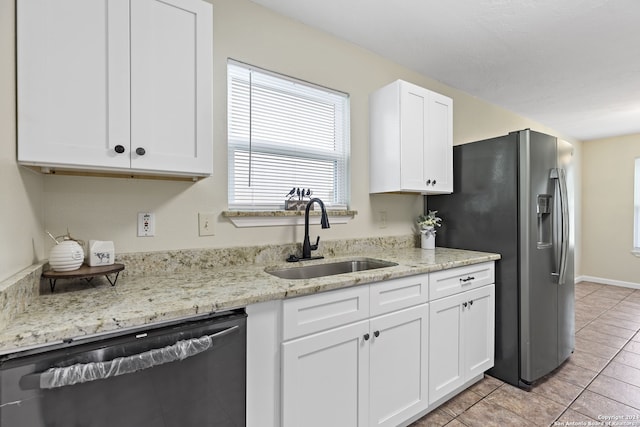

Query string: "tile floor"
[[410, 281, 640, 427]]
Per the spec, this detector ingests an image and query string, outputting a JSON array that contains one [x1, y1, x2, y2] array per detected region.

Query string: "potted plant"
[[417, 211, 442, 249]]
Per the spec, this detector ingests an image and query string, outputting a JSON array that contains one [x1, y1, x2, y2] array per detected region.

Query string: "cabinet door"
[[399, 82, 428, 192], [130, 0, 213, 175], [17, 0, 130, 169], [429, 292, 465, 404], [370, 304, 429, 427], [281, 320, 370, 427], [425, 91, 453, 193], [463, 284, 495, 378]]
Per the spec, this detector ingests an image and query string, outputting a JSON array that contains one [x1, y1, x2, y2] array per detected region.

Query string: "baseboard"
[[577, 275, 640, 290]]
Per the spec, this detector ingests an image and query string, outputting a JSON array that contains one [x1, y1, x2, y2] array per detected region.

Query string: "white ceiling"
[[249, 0, 640, 141]]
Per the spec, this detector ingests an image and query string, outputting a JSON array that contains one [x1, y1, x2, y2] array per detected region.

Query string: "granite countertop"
[[0, 247, 499, 354]]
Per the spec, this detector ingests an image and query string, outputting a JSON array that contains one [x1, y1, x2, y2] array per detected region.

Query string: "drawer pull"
[[460, 276, 475, 283]]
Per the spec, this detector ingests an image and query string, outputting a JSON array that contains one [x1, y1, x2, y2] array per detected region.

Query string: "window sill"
[[632, 249, 640, 258], [222, 209, 357, 228]]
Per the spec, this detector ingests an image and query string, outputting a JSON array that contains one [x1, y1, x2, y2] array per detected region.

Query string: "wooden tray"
[[42, 263, 125, 292]]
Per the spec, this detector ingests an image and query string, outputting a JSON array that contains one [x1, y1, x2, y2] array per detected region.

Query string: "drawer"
[[282, 286, 369, 341], [370, 274, 429, 317], [429, 262, 495, 301]]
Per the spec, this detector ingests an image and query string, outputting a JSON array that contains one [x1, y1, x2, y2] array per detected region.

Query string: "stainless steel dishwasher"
[[0, 309, 246, 427]]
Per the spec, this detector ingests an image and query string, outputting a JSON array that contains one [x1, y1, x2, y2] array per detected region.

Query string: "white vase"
[[49, 240, 84, 271], [421, 229, 436, 250]]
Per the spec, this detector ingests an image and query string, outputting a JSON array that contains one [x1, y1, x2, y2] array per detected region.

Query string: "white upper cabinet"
[[129, 0, 212, 175], [17, 1, 130, 171], [369, 80, 453, 194], [17, 0, 213, 179]]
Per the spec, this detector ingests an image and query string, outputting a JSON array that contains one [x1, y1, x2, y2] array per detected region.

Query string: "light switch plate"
[[198, 212, 215, 236], [379, 211, 387, 229]]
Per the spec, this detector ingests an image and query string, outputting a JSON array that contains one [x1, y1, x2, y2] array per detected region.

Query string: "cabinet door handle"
[[432, 180, 437, 185], [460, 276, 475, 283], [469, 300, 474, 306], [426, 179, 431, 185], [373, 330, 380, 338], [363, 333, 370, 341], [462, 302, 468, 308], [114, 145, 125, 154], [136, 147, 146, 156]]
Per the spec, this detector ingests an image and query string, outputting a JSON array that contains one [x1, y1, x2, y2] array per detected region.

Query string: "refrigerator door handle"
[[550, 168, 570, 285]]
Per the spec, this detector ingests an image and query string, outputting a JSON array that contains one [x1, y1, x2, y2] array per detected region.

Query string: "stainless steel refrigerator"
[[428, 129, 574, 388]]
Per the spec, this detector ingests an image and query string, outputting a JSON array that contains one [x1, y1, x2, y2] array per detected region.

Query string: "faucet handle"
[[311, 236, 320, 250]]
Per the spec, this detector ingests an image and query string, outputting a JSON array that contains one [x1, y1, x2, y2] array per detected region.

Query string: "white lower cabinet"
[[282, 304, 429, 427], [246, 262, 495, 427], [369, 305, 429, 427], [429, 284, 495, 404], [282, 320, 370, 427]]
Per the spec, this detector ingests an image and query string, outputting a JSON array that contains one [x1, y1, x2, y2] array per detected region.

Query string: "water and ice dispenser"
[[537, 194, 552, 248]]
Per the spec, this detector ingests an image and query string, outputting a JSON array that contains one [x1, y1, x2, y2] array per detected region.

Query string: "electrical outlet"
[[379, 211, 387, 229], [198, 212, 215, 236], [137, 212, 155, 237]]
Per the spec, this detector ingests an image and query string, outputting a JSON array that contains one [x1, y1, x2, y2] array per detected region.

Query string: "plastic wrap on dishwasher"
[[39, 334, 214, 389]]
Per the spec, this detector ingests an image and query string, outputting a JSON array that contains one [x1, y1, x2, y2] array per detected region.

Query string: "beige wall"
[[4, 0, 584, 280], [0, 0, 44, 282], [582, 134, 640, 285]]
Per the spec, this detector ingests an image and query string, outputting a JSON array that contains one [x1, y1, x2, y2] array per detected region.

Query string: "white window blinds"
[[227, 60, 350, 210]]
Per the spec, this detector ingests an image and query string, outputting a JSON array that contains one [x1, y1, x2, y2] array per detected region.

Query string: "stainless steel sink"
[[265, 258, 398, 280]]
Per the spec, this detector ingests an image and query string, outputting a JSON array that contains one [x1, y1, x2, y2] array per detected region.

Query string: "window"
[[634, 158, 640, 255], [227, 60, 350, 210]]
